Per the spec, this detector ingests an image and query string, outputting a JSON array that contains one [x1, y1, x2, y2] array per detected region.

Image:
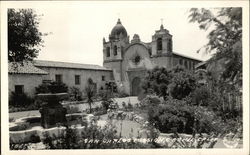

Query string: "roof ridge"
[[172, 52, 203, 62], [34, 60, 112, 71], [35, 60, 102, 67]]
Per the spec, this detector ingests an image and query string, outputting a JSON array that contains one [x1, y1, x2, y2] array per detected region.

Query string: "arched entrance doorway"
[[131, 77, 141, 96]]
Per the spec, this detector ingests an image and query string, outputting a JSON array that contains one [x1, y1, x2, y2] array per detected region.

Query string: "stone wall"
[[121, 43, 152, 94]]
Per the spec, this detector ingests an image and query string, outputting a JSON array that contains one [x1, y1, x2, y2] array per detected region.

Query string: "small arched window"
[[114, 45, 118, 56], [157, 38, 162, 51], [168, 39, 172, 52], [106, 47, 110, 57]]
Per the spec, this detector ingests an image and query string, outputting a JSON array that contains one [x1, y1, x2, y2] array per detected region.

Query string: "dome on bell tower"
[[110, 19, 127, 40]]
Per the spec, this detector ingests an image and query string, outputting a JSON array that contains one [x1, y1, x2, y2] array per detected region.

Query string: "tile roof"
[[195, 61, 207, 68], [34, 60, 112, 71], [8, 62, 48, 75]]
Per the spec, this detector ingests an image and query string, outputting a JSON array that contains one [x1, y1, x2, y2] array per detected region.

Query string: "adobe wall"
[[8, 74, 46, 97], [38, 67, 113, 94]]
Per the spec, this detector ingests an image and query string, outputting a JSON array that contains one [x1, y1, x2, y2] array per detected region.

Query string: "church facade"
[[103, 19, 202, 96], [8, 19, 202, 98]]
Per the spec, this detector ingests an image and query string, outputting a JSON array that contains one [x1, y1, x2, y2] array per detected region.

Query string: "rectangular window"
[[102, 75, 105, 81], [15, 85, 24, 94], [75, 75, 80, 85], [55, 74, 62, 83], [179, 59, 183, 65], [184, 60, 188, 69], [106, 47, 110, 57], [189, 61, 191, 69]]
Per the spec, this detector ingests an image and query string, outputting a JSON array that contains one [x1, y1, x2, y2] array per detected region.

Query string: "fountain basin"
[[37, 93, 68, 104], [9, 113, 99, 144]]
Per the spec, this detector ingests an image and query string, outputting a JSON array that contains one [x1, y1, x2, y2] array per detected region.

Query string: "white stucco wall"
[[121, 43, 153, 94], [9, 67, 113, 99], [9, 74, 46, 97], [37, 67, 113, 94]]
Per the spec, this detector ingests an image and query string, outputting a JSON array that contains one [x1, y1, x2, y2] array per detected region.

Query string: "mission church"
[[8, 19, 201, 97], [103, 19, 201, 95]]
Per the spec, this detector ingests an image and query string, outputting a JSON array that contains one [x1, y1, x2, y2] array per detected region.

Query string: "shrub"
[[122, 102, 126, 108], [192, 86, 211, 106], [40, 119, 218, 149], [35, 81, 68, 94], [42, 120, 162, 149], [139, 95, 162, 108], [127, 101, 133, 110], [68, 87, 82, 101], [148, 99, 194, 133], [99, 89, 113, 110], [193, 106, 224, 134], [168, 68, 197, 100], [147, 97, 222, 135], [9, 101, 41, 112], [9, 92, 34, 107], [9, 117, 15, 122], [141, 66, 197, 100]]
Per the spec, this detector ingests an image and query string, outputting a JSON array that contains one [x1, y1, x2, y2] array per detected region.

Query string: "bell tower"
[[103, 19, 129, 83], [151, 23, 173, 56], [103, 19, 129, 62]]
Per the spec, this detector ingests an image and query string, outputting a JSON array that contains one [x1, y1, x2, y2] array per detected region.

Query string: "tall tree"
[[188, 8, 242, 83], [8, 9, 46, 63], [141, 66, 197, 100]]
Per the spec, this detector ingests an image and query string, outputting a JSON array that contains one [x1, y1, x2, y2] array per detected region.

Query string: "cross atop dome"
[[117, 18, 121, 24], [160, 18, 164, 29]]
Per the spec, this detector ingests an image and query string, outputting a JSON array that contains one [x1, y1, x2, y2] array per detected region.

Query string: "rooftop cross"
[[117, 13, 121, 19], [160, 18, 164, 29], [116, 13, 121, 24]]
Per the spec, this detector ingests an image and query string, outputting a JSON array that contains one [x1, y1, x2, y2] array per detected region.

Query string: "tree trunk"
[[89, 102, 92, 113]]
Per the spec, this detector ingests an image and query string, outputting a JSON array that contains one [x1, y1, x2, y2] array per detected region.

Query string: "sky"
[[33, 2, 213, 66]]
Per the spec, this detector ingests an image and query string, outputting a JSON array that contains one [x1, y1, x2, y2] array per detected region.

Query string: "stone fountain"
[[9, 84, 102, 144], [37, 92, 68, 128]]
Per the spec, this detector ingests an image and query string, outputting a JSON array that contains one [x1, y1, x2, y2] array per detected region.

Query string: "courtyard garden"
[[9, 66, 243, 149]]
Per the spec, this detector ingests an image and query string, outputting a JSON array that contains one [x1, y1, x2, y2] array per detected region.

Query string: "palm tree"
[[85, 78, 95, 113]]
